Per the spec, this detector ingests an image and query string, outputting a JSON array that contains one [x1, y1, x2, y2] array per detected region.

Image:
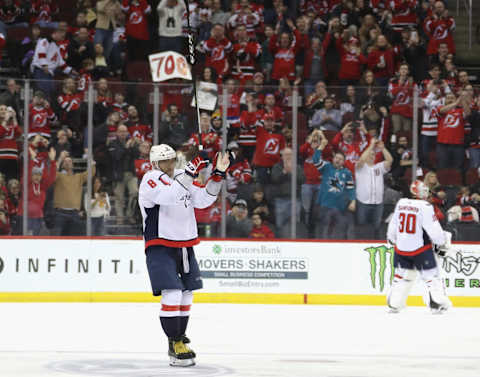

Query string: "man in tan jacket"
[[94, 0, 122, 61]]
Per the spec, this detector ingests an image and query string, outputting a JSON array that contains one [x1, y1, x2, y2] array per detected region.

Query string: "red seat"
[[466, 168, 479, 185], [436, 168, 462, 186], [7, 27, 29, 41]]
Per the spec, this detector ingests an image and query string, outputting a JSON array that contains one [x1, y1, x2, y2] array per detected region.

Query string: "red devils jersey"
[[77, 72, 91, 96], [424, 16, 456, 54], [239, 110, 261, 146], [253, 125, 285, 167], [300, 0, 329, 16], [57, 39, 70, 61], [256, 107, 284, 126], [332, 131, 371, 173], [228, 13, 261, 39], [299, 142, 321, 185], [436, 106, 465, 145], [31, 0, 58, 23], [58, 92, 83, 114], [134, 158, 152, 180], [202, 37, 233, 77], [29, 104, 56, 137], [0, 122, 22, 160], [388, 0, 417, 31], [121, 0, 151, 40], [269, 29, 301, 81], [227, 159, 252, 193], [388, 79, 414, 118], [232, 41, 261, 76], [128, 123, 152, 142]]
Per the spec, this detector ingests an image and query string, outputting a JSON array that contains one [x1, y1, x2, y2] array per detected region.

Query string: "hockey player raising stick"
[[138, 144, 230, 367], [386, 180, 452, 314]]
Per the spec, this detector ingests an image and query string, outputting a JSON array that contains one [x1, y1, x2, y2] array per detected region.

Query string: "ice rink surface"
[[0, 302, 479, 377]]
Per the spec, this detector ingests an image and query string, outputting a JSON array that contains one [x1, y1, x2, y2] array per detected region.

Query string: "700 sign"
[[148, 51, 192, 82]]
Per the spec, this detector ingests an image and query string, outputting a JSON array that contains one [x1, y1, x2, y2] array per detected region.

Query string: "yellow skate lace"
[[173, 341, 191, 355]]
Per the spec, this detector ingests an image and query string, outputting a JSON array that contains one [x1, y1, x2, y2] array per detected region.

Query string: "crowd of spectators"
[[0, 0, 479, 240]]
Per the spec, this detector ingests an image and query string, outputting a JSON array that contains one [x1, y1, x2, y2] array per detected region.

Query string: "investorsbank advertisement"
[[194, 241, 310, 293]]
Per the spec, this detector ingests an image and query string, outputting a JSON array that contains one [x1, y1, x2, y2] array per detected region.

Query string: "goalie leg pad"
[[387, 268, 417, 312], [420, 268, 452, 313]]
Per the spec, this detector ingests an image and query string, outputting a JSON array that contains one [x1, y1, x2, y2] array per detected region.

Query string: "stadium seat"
[[126, 61, 151, 82], [465, 168, 479, 186], [6, 27, 29, 42], [436, 169, 463, 186]]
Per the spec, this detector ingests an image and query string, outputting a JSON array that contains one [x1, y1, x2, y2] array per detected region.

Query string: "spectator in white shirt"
[[355, 138, 393, 239], [157, 0, 186, 54], [84, 176, 111, 236]]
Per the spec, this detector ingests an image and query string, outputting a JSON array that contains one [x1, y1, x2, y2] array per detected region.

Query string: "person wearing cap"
[[17, 148, 57, 235], [226, 198, 252, 238], [138, 144, 230, 366]]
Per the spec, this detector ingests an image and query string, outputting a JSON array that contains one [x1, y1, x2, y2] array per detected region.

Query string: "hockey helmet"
[[150, 144, 176, 164], [410, 180, 429, 200]]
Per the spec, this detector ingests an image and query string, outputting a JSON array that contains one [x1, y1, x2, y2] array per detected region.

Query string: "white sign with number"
[[148, 51, 192, 82]]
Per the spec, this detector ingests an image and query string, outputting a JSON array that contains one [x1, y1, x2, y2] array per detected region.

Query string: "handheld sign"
[[148, 51, 192, 82]]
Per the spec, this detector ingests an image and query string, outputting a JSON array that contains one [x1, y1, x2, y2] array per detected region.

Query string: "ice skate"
[[168, 338, 196, 367], [181, 335, 196, 357]]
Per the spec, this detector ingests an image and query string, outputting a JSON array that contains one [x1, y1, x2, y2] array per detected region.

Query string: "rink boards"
[[0, 238, 479, 306]]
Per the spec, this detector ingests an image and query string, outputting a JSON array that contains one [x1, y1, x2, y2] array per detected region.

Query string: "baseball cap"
[[234, 199, 247, 207]]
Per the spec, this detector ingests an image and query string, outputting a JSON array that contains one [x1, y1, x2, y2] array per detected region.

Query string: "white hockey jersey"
[[387, 198, 446, 255], [421, 92, 444, 137], [31, 38, 72, 76], [138, 168, 219, 249]]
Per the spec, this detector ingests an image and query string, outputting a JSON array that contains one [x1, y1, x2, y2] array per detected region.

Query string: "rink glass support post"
[[220, 89, 228, 238], [412, 84, 419, 183], [86, 84, 94, 237], [22, 80, 30, 236], [153, 84, 160, 145], [291, 88, 299, 239]]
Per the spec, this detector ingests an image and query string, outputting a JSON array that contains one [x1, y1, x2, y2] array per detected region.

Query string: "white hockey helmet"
[[410, 180, 429, 200], [150, 144, 176, 164]]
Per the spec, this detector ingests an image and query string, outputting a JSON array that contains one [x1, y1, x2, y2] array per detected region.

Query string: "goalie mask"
[[410, 180, 429, 200], [150, 144, 176, 165]]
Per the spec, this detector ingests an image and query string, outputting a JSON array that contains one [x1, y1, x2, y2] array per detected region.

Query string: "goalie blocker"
[[386, 180, 452, 314]]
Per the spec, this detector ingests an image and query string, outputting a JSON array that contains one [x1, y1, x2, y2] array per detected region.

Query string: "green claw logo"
[[365, 246, 395, 292], [212, 245, 222, 255]]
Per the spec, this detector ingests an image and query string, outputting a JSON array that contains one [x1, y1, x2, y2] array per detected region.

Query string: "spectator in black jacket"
[[226, 198, 252, 238], [68, 27, 95, 70], [108, 124, 138, 225], [159, 104, 191, 149], [0, 79, 22, 120]]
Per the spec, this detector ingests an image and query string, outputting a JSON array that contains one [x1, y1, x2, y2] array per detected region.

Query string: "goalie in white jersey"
[[138, 144, 230, 367], [386, 180, 452, 314]]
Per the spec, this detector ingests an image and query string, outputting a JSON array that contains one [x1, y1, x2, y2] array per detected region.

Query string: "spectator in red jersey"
[[57, 78, 83, 133], [28, 90, 57, 139], [227, 1, 261, 40], [269, 20, 301, 83], [258, 92, 284, 128], [332, 31, 367, 85], [31, 0, 59, 29], [388, 0, 418, 33], [127, 105, 152, 143], [201, 23, 233, 80], [0, 105, 21, 181], [121, 0, 151, 60], [77, 58, 94, 97], [231, 24, 262, 85], [436, 91, 471, 169], [424, 1, 455, 55], [225, 141, 252, 203], [17, 148, 56, 235], [388, 63, 414, 134], [331, 121, 371, 174], [238, 92, 261, 160], [68, 27, 95, 71], [188, 112, 222, 160], [367, 34, 395, 87], [249, 213, 274, 238], [134, 140, 152, 180], [252, 113, 285, 184]]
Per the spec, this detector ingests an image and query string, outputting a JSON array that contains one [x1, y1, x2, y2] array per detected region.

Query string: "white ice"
[[0, 303, 479, 377]]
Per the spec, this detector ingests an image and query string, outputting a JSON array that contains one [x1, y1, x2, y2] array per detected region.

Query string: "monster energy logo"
[[365, 246, 395, 292]]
